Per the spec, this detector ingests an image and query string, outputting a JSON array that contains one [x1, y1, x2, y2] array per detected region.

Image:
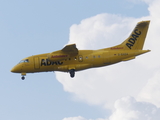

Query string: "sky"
[[1, 0, 160, 120]]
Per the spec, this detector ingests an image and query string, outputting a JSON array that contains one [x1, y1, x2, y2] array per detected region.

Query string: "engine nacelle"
[[48, 53, 69, 61]]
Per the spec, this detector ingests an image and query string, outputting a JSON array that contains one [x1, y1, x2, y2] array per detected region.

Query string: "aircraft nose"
[[11, 65, 21, 73], [11, 67, 15, 73]]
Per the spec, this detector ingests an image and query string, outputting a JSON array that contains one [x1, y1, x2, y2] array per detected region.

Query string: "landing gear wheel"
[[69, 69, 75, 78], [21, 76, 25, 80]]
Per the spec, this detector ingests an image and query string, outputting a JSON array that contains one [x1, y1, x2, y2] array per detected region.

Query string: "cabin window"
[[78, 55, 83, 62], [86, 56, 88, 59], [24, 59, 29, 62], [98, 55, 100, 58]]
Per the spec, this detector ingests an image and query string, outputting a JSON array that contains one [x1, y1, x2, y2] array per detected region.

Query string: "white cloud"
[[68, 13, 135, 50], [142, 0, 154, 4], [55, 0, 160, 119], [56, 13, 151, 109], [138, 70, 160, 107], [62, 97, 160, 120], [109, 96, 160, 120], [62, 116, 88, 120], [62, 116, 106, 120]]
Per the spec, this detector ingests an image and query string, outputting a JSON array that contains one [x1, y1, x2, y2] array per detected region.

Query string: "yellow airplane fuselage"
[[11, 20, 151, 79]]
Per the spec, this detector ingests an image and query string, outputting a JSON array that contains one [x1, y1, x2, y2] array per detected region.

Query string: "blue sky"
[[0, 0, 152, 120]]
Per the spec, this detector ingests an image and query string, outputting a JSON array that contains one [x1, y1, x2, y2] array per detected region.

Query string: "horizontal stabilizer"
[[122, 56, 135, 61]]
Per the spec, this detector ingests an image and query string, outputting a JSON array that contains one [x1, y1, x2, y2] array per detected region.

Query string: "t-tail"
[[111, 20, 150, 51]]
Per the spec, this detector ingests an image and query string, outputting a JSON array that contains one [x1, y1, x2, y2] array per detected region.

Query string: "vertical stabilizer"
[[111, 21, 150, 50]]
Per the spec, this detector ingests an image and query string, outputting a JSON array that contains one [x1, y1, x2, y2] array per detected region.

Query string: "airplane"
[[11, 20, 151, 80]]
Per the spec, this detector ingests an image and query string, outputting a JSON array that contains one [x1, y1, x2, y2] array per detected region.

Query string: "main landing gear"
[[69, 69, 75, 78]]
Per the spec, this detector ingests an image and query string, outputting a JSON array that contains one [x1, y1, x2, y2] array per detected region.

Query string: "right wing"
[[61, 44, 78, 56]]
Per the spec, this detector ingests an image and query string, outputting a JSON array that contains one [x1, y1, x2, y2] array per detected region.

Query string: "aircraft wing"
[[61, 44, 78, 56]]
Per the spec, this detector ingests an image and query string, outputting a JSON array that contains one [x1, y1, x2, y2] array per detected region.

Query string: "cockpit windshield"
[[19, 59, 29, 63]]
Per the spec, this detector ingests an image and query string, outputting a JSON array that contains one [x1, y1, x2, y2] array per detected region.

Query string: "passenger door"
[[103, 52, 110, 65]]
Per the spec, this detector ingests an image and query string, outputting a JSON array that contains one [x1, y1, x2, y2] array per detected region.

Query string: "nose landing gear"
[[21, 73, 26, 80]]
